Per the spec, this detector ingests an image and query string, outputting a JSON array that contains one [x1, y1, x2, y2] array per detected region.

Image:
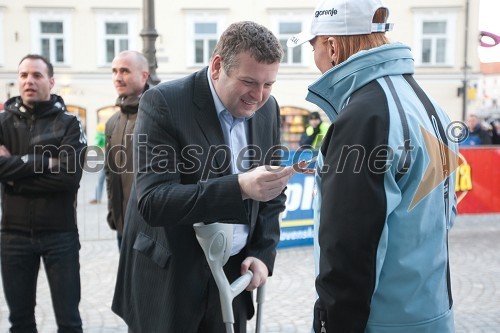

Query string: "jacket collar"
[[4, 94, 66, 118], [306, 43, 414, 122], [115, 84, 150, 114]]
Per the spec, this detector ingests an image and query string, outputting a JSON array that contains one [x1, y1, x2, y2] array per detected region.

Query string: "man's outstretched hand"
[[238, 165, 293, 201]]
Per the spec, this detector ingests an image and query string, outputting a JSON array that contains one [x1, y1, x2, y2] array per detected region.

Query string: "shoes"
[[89, 199, 100, 204]]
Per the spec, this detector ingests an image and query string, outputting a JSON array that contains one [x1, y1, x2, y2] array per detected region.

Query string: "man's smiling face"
[[211, 52, 279, 118]]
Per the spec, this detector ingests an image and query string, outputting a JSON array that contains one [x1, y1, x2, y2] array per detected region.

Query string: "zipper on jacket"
[[120, 115, 129, 172], [446, 230, 453, 308], [403, 74, 454, 310], [320, 310, 327, 333], [29, 115, 35, 236]]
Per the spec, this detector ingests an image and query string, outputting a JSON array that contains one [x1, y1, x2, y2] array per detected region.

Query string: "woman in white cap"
[[288, 0, 458, 332]]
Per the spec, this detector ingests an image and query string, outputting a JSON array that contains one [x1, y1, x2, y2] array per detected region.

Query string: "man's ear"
[[210, 55, 222, 81]]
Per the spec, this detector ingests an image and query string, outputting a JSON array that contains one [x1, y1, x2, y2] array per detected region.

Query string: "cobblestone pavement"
[[0, 173, 499, 332]]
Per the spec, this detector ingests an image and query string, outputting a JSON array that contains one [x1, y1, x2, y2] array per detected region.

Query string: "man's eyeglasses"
[[479, 31, 500, 48]]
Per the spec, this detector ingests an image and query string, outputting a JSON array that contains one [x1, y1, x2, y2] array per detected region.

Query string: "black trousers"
[[128, 250, 251, 333]]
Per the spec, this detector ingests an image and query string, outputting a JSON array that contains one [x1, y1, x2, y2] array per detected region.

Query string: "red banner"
[[456, 147, 500, 214]]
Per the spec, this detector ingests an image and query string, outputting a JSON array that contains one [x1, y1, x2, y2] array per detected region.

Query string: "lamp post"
[[6, 82, 14, 100], [462, 0, 470, 121], [141, 0, 161, 86]]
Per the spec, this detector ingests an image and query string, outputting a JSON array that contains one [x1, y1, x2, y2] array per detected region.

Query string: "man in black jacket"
[[0, 54, 86, 332]]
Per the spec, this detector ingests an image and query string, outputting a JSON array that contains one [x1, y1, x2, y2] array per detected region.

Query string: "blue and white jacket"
[[308, 43, 458, 332]]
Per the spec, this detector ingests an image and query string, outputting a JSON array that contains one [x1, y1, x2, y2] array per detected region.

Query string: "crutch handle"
[[230, 271, 253, 296], [219, 271, 253, 327]]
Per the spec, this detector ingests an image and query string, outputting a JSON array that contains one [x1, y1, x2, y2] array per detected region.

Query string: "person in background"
[[0, 54, 86, 332], [288, 0, 457, 331], [112, 21, 292, 332], [90, 122, 106, 204], [461, 113, 492, 146], [478, 32, 500, 144], [299, 111, 330, 150], [490, 118, 500, 144], [105, 50, 149, 249]]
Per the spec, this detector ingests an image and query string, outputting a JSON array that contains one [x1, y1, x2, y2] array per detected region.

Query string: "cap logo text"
[[315, 8, 338, 18]]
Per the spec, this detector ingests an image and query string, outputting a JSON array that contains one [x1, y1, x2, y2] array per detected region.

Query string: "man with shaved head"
[[105, 50, 150, 248]]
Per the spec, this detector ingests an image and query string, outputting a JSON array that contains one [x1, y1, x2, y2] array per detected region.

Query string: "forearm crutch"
[[194, 222, 265, 333]]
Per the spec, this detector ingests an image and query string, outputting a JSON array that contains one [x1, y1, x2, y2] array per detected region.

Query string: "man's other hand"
[[241, 256, 268, 291], [0, 145, 11, 157]]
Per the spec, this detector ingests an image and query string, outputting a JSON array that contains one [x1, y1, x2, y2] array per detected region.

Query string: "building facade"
[[0, 0, 481, 147]]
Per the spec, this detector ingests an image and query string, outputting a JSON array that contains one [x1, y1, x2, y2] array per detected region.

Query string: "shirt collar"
[[207, 67, 227, 117]]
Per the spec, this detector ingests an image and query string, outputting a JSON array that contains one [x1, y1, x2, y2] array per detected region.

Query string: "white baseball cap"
[[287, 0, 394, 48]]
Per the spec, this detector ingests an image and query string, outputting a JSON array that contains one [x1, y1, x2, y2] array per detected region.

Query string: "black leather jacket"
[[0, 94, 87, 233]]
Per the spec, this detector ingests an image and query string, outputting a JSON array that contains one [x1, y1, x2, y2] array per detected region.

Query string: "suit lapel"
[[192, 68, 231, 176]]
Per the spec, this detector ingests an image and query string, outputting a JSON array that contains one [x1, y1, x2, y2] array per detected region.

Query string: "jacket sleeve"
[[0, 120, 50, 181], [480, 128, 492, 145], [134, 88, 249, 228], [314, 95, 389, 332], [104, 116, 117, 230], [0, 154, 50, 182], [11, 117, 87, 193]]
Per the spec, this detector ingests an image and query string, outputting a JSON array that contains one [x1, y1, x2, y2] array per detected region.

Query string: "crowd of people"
[[1, 0, 498, 332], [461, 113, 500, 145]]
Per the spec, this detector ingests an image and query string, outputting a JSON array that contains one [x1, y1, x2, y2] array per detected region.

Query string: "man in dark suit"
[[112, 21, 293, 332]]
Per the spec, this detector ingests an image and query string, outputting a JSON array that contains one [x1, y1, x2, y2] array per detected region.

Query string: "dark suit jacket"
[[112, 68, 286, 332]]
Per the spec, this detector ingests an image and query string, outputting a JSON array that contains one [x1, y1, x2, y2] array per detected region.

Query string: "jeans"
[[0, 231, 83, 333], [95, 168, 106, 202]]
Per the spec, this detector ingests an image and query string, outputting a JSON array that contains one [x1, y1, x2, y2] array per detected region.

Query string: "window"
[[66, 105, 87, 134], [270, 13, 311, 67], [95, 11, 138, 66], [105, 22, 129, 63], [97, 105, 120, 125], [0, 10, 4, 66], [185, 13, 225, 66], [279, 22, 303, 65], [30, 10, 72, 65], [40, 21, 65, 63], [421, 21, 447, 64], [413, 10, 457, 67], [194, 22, 218, 64]]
